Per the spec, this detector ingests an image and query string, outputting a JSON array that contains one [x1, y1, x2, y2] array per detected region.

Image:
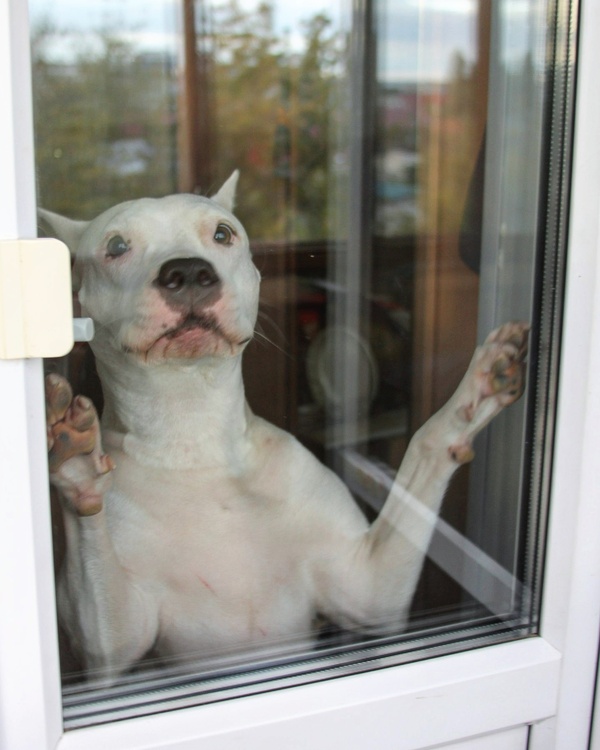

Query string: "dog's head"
[[40, 172, 261, 365]]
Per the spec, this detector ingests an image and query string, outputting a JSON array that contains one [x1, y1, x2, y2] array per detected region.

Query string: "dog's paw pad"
[[96, 452, 115, 476], [477, 322, 529, 406], [70, 395, 96, 432], [484, 321, 530, 355], [48, 424, 96, 471], [45, 374, 113, 516], [73, 493, 105, 517], [45, 373, 73, 426], [448, 442, 475, 464], [488, 355, 522, 397], [46, 375, 102, 472]]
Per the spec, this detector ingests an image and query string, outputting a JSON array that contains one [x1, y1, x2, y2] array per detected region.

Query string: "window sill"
[[56, 637, 560, 750]]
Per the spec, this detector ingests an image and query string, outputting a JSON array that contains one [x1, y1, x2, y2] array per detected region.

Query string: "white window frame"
[[1, 0, 600, 748]]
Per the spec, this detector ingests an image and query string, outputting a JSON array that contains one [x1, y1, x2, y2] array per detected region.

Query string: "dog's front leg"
[[317, 322, 529, 633], [46, 374, 158, 680]]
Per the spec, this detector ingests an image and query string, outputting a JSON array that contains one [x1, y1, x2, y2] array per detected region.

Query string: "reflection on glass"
[[31, 0, 563, 727]]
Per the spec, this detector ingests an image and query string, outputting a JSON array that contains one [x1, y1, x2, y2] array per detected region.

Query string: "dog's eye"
[[213, 223, 234, 246], [106, 235, 129, 258]]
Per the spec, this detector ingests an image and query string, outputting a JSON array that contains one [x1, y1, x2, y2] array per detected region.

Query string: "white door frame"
[[1, 1, 600, 748], [0, 1, 62, 749]]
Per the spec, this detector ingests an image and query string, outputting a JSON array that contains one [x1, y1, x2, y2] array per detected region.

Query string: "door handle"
[[0, 238, 92, 359]]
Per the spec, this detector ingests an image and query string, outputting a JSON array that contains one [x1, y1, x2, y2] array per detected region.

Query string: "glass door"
[[3, 0, 600, 748]]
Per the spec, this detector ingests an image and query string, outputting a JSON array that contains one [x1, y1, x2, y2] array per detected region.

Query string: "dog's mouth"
[[123, 313, 252, 362], [163, 312, 224, 340]]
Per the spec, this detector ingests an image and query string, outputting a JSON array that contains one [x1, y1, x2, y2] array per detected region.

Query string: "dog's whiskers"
[[257, 309, 287, 343], [251, 329, 290, 357]]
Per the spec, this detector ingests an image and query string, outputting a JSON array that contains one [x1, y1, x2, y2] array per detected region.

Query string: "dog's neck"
[[96, 351, 252, 471]]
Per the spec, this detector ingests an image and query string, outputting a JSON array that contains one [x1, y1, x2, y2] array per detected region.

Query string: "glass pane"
[[31, 0, 574, 726]]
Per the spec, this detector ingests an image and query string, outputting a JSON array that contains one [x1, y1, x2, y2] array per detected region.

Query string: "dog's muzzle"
[[155, 257, 222, 311]]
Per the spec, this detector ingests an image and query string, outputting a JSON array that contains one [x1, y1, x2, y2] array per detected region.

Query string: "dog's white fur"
[[42, 172, 528, 681]]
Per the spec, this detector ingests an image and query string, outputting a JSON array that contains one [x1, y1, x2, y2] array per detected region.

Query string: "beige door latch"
[[0, 238, 87, 359]]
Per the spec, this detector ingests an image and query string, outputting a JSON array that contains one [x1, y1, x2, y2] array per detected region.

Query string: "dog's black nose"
[[157, 258, 220, 291], [155, 258, 221, 310]]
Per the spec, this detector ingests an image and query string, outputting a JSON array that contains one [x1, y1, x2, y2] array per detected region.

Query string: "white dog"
[[42, 172, 528, 682]]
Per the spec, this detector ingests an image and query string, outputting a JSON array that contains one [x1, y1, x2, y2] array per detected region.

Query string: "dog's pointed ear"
[[38, 209, 89, 290], [38, 208, 88, 256], [211, 170, 239, 213]]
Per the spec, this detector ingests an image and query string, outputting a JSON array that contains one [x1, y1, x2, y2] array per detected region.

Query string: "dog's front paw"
[[448, 322, 529, 464], [46, 374, 114, 516], [480, 321, 529, 406]]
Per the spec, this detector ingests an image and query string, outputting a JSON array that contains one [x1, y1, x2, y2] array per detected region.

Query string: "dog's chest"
[[104, 449, 316, 650]]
